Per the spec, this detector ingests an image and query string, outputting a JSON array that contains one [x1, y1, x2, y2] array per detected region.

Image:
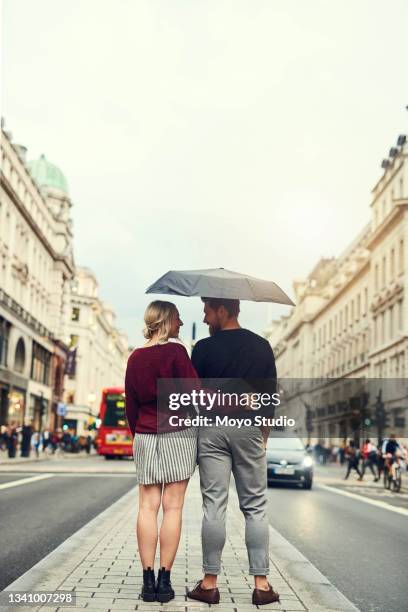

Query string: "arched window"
[[14, 338, 26, 373]]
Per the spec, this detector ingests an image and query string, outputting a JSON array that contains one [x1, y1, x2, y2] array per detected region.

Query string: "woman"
[[125, 300, 198, 603]]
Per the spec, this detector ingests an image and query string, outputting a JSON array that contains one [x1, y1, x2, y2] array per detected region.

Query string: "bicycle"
[[383, 458, 392, 490], [383, 453, 402, 492], [391, 458, 402, 493]]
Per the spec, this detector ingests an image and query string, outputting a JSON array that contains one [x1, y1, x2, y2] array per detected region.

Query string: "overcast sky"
[[2, 0, 408, 346]]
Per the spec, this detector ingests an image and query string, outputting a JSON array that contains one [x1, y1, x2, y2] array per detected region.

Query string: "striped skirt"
[[132, 427, 198, 484]]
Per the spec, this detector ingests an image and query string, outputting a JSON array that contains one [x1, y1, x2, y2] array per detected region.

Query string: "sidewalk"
[[1, 473, 358, 612], [0, 450, 97, 465], [315, 462, 408, 493]]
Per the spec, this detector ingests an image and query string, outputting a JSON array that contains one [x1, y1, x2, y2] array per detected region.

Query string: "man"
[[381, 434, 403, 482], [187, 297, 279, 606]]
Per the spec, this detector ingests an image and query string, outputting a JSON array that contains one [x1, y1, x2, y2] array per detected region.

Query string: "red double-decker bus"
[[96, 387, 133, 459]]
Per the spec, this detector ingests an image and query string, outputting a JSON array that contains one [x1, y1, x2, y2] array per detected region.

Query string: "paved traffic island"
[[2, 474, 358, 612]]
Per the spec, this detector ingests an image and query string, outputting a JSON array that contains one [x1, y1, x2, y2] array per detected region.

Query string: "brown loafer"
[[252, 585, 280, 605], [187, 580, 220, 604]]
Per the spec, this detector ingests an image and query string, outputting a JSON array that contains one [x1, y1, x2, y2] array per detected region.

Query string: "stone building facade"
[[266, 130, 408, 443], [0, 124, 128, 435], [0, 126, 74, 431], [64, 267, 129, 435]]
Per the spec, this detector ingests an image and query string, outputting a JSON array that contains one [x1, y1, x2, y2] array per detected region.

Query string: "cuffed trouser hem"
[[249, 568, 269, 576], [203, 566, 221, 575]]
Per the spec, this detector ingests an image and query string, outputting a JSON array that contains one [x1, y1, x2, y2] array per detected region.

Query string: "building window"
[[66, 391, 75, 404], [31, 341, 51, 385], [382, 256, 386, 288], [389, 306, 394, 340], [0, 317, 11, 367], [71, 307, 80, 322], [14, 338, 26, 373], [390, 248, 395, 280], [381, 312, 385, 345], [69, 335, 78, 348], [398, 299, 404, 332], [399, 239, 404, 274]]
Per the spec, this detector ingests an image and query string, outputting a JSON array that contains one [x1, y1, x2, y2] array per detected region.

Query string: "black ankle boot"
[[156, 567, 175, 603], [141, 567, 156, 602]]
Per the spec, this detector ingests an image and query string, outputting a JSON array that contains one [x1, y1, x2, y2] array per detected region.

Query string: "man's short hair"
[[202, 297, 240, 318]]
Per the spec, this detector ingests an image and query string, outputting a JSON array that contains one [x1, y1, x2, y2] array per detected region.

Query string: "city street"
[[0, 455, 136, 591], [1, 455, 407, 611], [266, 466, 408, 612]]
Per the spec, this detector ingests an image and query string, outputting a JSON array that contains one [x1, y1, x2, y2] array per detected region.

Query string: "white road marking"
[[0, 471, 135, 478], [318, 483, 408, 517], [0, 474, 54, 490]]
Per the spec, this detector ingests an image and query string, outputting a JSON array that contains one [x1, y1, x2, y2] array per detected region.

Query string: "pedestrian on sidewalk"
[[6, 423, 18, 458], [20, 420, 33, 458], [361, 438, 379, 481], [377, 441, 385, 480], [187, 297, 280, 607], [50, 431, 59, 454], [30, 430, 41, 458], [125, 301, 198, 604], [344, 439, 363, 480]]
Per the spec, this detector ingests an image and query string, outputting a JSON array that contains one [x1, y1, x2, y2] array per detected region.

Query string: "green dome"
[[28, 154, 69, 194]]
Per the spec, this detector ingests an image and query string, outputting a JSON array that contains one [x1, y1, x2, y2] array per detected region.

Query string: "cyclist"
[[381, 434, 402, 483]]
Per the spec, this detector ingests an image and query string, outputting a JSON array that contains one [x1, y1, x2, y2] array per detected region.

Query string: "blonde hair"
[[143, 300, 178, 343]]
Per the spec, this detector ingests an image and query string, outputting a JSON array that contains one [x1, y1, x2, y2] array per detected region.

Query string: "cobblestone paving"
[[37, 475, 305, 611]]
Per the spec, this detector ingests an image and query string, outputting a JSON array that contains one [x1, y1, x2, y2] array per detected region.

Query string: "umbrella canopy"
[[146, 268, 295, 305]]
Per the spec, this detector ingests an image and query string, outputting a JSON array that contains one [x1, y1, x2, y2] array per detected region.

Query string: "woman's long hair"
[[143, 300, 178, 344]]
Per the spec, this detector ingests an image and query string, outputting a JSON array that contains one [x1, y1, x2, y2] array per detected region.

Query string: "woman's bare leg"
[[137, 484, 162, 568], [159, 479, 189, 569]]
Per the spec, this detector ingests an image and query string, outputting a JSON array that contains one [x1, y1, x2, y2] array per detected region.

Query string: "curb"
[[0, 453, 97, 467]]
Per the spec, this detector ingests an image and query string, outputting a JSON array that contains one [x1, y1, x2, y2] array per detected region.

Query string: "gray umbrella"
[[146, 268, 295, 305]]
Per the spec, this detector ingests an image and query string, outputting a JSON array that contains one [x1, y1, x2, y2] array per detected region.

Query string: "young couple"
[[125, 297, 279, 606]]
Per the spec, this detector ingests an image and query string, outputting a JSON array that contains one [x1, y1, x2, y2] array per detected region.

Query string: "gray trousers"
[[198, 426, 269, 575]]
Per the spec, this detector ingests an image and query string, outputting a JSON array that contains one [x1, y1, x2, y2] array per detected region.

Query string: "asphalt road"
[[1, 455, 407, 611], [267, 479, 408, 612], [0, 462, 137, 591]]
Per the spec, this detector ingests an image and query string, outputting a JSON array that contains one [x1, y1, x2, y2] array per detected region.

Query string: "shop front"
[[6, 388, 26, 427], [0, 381, 9, 426], [0, 364, 29, 427], [28, 394, 50, 432]]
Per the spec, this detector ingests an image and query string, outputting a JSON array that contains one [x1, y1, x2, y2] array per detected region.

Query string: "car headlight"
[[303, 456, 313, 468]]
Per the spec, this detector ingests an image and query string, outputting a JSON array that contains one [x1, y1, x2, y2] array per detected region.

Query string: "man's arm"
[[191, 340, 205, 377]]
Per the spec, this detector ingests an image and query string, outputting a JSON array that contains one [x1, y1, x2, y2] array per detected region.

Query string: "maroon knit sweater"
[[125, 342, 198, 435]]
